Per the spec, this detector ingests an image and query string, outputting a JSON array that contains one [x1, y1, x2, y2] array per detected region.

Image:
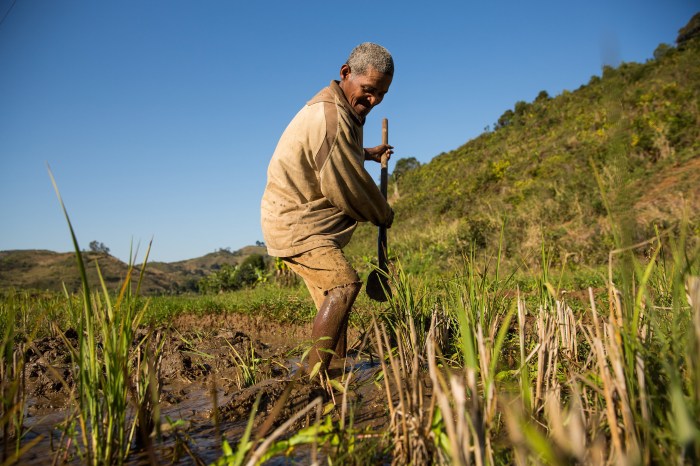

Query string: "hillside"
[[348, 16, 700, 277], [4, 16, 699, 292], [0, 246, 267, 294]]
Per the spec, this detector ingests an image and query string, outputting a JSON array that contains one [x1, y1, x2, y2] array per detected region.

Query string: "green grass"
[[141, 284, 318, 325]]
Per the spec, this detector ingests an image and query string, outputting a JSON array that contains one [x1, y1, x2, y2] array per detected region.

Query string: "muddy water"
[[14, 313, 390, 465]]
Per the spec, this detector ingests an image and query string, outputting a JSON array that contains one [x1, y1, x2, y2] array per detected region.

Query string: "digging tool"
[[366, 118, 391, 302]]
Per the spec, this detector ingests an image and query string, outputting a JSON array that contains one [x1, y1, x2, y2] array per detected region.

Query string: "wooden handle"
[[381, 118, 389, 168], [380, 118, 389, 193], [378, 118, 388, 272], [367, 118, 391, 301]]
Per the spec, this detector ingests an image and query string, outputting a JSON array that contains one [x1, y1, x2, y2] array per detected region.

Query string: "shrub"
[[198, 254, 268, 293]]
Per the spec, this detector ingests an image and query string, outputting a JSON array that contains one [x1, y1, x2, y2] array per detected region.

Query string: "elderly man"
[[261, 43, 395, 374]]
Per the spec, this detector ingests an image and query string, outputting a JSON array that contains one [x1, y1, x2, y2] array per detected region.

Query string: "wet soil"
[[12, 312, 391, 465]]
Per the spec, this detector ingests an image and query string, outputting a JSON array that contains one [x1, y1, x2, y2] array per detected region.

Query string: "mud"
[[12, 312, 390, 465]]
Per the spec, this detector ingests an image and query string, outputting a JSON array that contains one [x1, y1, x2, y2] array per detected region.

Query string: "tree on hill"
[[391, 157, 421, 198], [494, 108, 514, 129], [392, 157, 421, 182], [89, 241, 110, 254], [677, 12, 700, 46]]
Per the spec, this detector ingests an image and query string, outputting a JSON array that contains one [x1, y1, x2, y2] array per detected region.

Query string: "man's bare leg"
[[307, 282, 360, 373]]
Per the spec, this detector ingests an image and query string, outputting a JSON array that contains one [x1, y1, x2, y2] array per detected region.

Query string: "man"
[[260, 43, 395, 374]]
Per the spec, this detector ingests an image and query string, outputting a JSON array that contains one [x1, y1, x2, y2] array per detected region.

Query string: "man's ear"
[[340, 64, 351, 81]]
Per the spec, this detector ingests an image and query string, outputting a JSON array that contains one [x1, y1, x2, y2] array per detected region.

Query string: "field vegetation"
[[2, 221, 698, 464], [2, 13, 700, 466]]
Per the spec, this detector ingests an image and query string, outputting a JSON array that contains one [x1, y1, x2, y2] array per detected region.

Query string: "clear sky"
[[1, 1, 696, 263]]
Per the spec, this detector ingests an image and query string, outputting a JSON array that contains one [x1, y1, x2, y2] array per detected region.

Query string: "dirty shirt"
[[260, 80, 391, 258]]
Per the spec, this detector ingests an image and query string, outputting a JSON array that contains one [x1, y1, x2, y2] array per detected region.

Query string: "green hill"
[[348, 14, 700, 278], [0, 246, 267, 294]]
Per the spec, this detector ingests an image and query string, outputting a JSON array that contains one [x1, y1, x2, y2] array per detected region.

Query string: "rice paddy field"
[[2, 219, 699, 466]]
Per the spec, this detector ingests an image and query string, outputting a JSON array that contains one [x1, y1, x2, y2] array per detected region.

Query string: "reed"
[[49, 168, 162, 465]]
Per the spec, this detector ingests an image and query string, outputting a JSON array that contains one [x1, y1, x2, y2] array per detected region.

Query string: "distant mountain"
[[347, 14, 700, 276], [0, 246, 268, 294]]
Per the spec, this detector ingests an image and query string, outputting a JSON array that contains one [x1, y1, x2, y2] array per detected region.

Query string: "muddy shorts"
[[282, 246, 361, 310]]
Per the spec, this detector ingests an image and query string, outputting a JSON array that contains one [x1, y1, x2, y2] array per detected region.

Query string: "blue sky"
[[1, 1, 696, 263]]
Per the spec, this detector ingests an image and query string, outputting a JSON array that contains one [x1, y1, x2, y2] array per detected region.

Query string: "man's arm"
[[319, 141, 392, 226]]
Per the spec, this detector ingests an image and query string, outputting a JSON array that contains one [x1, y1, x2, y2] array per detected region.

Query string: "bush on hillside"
[[198, 253, 267, 293]]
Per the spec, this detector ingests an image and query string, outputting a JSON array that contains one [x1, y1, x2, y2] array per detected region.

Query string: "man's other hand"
[[364, 144, 393, 163]]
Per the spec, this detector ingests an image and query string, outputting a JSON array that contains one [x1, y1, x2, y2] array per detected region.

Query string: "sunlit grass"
[[141, 285, 317, 325]]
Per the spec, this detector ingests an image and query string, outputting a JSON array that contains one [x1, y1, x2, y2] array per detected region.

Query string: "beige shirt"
[[261, 81, 391, 257]]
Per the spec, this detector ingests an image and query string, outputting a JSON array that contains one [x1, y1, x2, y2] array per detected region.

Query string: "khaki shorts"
[[283, 246, 361, 310]]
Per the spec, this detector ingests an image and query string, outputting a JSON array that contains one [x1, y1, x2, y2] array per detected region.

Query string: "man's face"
[[339, 64, 392, 119]]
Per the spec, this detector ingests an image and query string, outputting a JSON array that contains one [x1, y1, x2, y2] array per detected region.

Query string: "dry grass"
[[363, 230, 699, 465]]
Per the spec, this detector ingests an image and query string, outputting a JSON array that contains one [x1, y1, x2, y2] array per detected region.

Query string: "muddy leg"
[[308, 283, 360, 373], [334, 314, 349, 359]]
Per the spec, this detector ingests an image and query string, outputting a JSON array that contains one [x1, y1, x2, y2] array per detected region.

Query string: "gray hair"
[[346, 42, 394, 76]]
